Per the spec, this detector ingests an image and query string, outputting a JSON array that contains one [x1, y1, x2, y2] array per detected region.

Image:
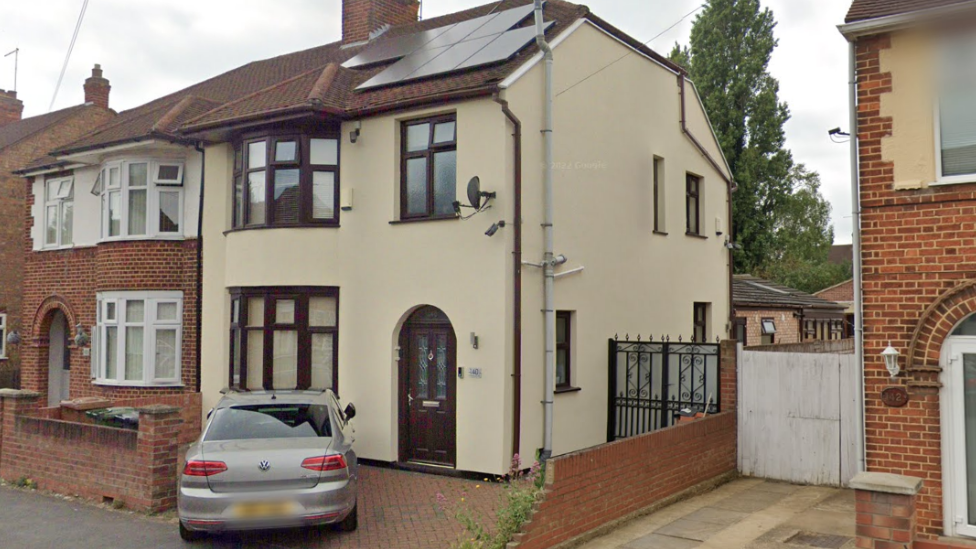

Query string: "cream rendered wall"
[[30, 143, 202, 250], [201, 101, 515, 475], [504, 21, 732, 457], [879, 29, 938, 186]]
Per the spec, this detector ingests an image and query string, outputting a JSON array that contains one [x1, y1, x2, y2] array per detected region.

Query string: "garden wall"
[[511, 411, 738, 549], [0, 389, 184, 512]]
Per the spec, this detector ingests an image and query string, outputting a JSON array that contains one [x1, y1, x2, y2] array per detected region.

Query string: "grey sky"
[[0, 0, 854, 243]]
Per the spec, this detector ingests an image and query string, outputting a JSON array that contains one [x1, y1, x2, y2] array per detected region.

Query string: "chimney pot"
[[84, 64, 110, 110], [342, 0, 420, 44]]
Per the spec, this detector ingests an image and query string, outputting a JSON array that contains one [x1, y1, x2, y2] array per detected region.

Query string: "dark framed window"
[[686, 174, 701, 236], [733, 317, 747, 345], [761, 317, 776, 345], [401, 115, 457, 220], [693, 303, 708, 343], [232, 133, 340, 229], [229, 287, 338, 392], [556, 311, 573, 390], [653, 156, 665, 233]]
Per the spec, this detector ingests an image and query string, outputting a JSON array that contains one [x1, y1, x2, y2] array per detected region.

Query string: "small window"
[[653, 156, 665, 234], [686, 174, 701, 236], [693, 303, 708, 342], [44, 177, 74, 248], [154, 164, 184, 186], [401, 115, 458, 220], [733, 317, 747, 345], [556, 311, 573, 390], [761, 318, 776, 345], [0, 313, 6, 359]]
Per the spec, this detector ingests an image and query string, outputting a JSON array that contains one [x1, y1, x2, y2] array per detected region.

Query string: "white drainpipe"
[[848, 40, 866, 474], [535, 0, 555, 461]]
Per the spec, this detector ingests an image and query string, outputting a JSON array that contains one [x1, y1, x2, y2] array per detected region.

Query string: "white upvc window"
[[0, 313, 7, 359], [98, 159, 184, 240], [93, 291, 182, 386], [936, 35, 976, 185], [43, 177, 74, 248]]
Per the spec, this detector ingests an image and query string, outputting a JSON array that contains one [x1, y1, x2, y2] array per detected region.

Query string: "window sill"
[[930, 175, 976, 186], [92, 380, 184, 388], [99, 235, 186, 243], [555, 386, 581, 395], [389, 216, 459, 225], [224, 223, 340, 236], [685, 232, 708, 240], [653, 230, 668, 236]]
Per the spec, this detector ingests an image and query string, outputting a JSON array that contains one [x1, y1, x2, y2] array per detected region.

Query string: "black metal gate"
[[607, 337, 720, 441]]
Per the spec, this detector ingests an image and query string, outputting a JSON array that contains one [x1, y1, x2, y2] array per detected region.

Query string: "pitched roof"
[[814, 278, 854, 304], [733, 275, 846, 311], [827, 244, 853, 265], [57, 0, 611, 154], [0, 104, 95, 152], [845, 0, 975, 23]]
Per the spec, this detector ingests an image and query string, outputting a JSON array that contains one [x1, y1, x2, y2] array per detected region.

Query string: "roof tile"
[[733, 275, 845, 311], [845, 0, 974, 23]]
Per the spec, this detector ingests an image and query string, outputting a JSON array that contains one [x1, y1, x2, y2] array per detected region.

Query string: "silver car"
[[177, 389, 358, 541]]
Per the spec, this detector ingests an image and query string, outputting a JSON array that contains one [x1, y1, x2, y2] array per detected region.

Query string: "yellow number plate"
[[233, 501, 298, 519]]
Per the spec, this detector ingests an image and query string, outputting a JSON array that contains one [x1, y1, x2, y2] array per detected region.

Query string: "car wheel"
[[179, 521, 205, 542], [336, 504, 358, 532]]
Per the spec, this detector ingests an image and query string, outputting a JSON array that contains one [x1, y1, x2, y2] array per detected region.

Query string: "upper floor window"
[[92, 291, 183, 386], [0, 313, 6, 359], [98, 160, 184, 240], [686, 174, 702, 236], [556, 311, 574, 391], [939, 36, 976, 182], [653, 156, 666, 234], [44, 177, 73, 248], [232, 134, 339, 229], [401, 115, 457, 220]]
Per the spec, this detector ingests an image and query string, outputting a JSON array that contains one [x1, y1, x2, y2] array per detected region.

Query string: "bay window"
[[93, 291, 182, 386], [229, 287, 338, 391], [99, 160, 184, 239], [232, 133, 340, 229], [44, 177, 73, 248], [938, 35, 976, 182]]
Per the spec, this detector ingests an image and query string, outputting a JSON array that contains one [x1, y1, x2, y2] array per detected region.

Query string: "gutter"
[[493, 94, 523, 460], [194, 142, 207, 394]]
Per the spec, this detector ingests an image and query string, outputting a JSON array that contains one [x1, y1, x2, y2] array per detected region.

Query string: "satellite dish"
[[467, 177, 482, 209]]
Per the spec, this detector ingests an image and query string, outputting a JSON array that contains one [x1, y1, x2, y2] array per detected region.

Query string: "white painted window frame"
[[932, 36, 976, 186], [93, 291, 183, 387], [43, 176, 74, 249], [99, 159, 185, 240]]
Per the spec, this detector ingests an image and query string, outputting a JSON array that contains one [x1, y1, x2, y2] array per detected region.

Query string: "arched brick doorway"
[[26, 296, 77, 404]]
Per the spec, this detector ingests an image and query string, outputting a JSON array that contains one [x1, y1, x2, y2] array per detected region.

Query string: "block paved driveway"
[[0, 465, 501, 549], [578, 478, 855, 549]]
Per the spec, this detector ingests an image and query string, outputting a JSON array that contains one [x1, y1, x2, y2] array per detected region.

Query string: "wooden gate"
[[738, 348, 860, 486]]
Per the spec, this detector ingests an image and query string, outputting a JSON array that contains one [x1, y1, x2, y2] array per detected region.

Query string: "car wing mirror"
[[343, 403, 356, 421]]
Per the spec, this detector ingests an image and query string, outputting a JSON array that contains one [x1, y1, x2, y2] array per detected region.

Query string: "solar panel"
[[352, 4, 553, 90]]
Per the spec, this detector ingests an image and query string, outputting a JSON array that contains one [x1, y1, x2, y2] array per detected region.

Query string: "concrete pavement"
[[577, 479, 855, 549]]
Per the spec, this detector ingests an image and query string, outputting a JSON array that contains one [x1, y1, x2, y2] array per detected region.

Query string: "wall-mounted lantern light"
[[881, 343, 900, 379], [6, 330, 20, 346], [74, 324, 90, 347], [350, 121, 361, 144]]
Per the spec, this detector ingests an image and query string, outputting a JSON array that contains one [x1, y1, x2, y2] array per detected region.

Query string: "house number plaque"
[[881, 386, 909, 408]]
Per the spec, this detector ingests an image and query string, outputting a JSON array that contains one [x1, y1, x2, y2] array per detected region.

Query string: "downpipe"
[[536, 0, 555, 462], [848, 41, 866, 474]]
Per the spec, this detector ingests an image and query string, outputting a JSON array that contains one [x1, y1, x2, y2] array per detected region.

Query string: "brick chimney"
[[0, 90, 23, 127], [343, 0, 420, 44], [84, 64, 110, 109]]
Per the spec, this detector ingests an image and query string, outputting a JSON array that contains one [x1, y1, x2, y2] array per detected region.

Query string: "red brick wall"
[[343, 0, 420, 43], [0, 393, 183, 512], [20, 239, 199, 401], [855, 31, 976, 541], [0, 105, 114, 377], [815, 279, 854, 304], [512, 412, 737, 549], [735, 308, 801, 345]]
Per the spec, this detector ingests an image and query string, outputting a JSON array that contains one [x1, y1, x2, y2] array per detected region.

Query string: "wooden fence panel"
[[738, 348, 859, 486]]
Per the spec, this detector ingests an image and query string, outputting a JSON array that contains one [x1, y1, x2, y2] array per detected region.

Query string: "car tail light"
[[183, 460, 228, 477], [301, 454, 347, 472]]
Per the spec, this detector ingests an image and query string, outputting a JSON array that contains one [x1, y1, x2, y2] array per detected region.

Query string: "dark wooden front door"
[[399, 309, 456, 467]]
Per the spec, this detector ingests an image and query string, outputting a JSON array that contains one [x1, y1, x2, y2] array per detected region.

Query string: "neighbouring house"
[[0, 69, 116, 390], [828, 243, 853, 266], [815, 278, 855, 338], [840, 0, 976, 544], [11, 0, 733, 478], [732, 275, 846, 346]]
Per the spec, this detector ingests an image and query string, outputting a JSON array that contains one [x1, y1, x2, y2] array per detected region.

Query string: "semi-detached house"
[[16, 0, 733, 477]]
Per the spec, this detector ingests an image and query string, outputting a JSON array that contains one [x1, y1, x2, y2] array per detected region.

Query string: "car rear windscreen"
[[205, 404, 332, 440]]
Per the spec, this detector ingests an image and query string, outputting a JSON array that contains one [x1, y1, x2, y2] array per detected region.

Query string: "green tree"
[[670, 0, 841, 292]]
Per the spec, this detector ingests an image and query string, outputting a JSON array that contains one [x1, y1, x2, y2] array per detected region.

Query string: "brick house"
[[815, 278, 855, 339], [840, 0, 976, 544], [0, 68, 115, 389], [732, 275, 846, 346]]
